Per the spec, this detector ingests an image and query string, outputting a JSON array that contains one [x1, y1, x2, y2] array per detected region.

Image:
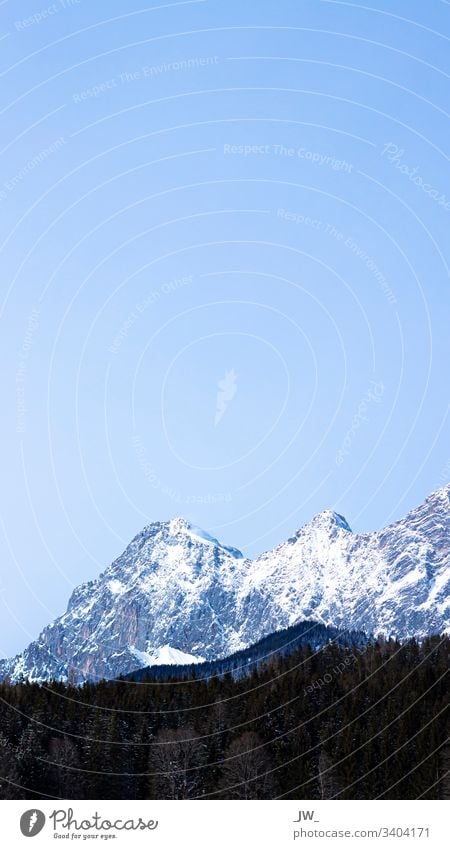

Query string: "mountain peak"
[[167, 516, 190, 535], [304, 509, 352, 533], [429, 482, 450, 505], [166, 517, 244, 558]]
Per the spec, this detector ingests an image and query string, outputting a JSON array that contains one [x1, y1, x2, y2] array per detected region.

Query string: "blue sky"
[[0, 0, 449, 656]]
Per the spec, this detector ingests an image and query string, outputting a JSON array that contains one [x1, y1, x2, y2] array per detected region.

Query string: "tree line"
[[0, 633, 448, 799]]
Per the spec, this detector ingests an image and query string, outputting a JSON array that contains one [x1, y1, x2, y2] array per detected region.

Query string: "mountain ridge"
[[126, 619, 367, 683], [1, 483, 449, 684]]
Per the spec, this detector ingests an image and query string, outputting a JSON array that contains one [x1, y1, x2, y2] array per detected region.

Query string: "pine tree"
[[0, 732, 21, 799]]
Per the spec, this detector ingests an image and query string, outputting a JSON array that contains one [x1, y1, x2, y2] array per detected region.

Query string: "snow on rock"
[[131, 644, 205, 666], [0, 486, 449, 684]]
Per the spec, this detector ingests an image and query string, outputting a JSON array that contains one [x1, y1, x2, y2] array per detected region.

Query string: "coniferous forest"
[[0, 634, 448, 800]]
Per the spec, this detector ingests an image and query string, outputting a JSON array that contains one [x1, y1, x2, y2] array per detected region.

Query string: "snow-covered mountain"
[[1, 485, 449, 683]]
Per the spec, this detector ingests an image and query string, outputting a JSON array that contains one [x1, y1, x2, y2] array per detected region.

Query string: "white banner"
[[0, 800, 447, 848]]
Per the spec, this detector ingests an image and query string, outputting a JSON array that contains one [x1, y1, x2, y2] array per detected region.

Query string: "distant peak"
[[167, 516, 214, 541], [168, 517, 244, 558], [167, 516, 190, 535], [305, 509, 352, 533]]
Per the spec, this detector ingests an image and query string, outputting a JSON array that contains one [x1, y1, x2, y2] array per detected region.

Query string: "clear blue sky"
[[0, 0, 449, 656]]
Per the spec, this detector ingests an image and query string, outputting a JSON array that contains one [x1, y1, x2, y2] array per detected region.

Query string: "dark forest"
[[0, 634, 448, 800]]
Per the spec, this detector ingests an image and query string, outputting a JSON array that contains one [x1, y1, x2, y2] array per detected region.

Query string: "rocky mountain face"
[[1, 485, 449, 683]]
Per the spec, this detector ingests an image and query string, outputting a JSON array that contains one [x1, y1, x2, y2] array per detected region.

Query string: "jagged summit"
[[136, 517, 244, 558], [302, 509, 353, 533], [168, 517, 244, 557], [0, 485, 448, 683]]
